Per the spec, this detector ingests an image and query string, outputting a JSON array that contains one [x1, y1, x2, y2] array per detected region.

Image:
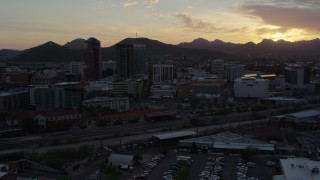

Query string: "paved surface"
[[147, 151, 275, 180]]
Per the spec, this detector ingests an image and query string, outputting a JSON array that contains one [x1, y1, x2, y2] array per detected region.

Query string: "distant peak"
[[43, 41, 59, 46], [192, 38, 210, 43], [260, 39, 274, 43], [64, 38, 86, 50], [212, 39, 225, 44], [245, 41, 255, 45]]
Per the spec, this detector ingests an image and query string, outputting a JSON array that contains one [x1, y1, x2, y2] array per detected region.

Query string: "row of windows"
[[47, 114, 81, 121]]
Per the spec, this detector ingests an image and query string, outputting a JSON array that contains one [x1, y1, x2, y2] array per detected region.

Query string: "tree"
[[58, 176, 71, 180], [242, 146, 259, 160], [190, 118, 201, 126], [78, 145, 95, 159], [210, 117, 217, 124], [132, 152, 143, 166], [191, 97, 200, 108], [103, 166, 122, 180], [174, 167, 190, 180], [21, 118, 38, 133], [190, 142, 197, 154]]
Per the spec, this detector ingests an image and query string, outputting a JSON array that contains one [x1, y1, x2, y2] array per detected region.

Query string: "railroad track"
[[0, 119, 190, 150]]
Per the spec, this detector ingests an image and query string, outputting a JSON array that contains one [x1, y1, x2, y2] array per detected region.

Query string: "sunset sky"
[[1, 0, 320, 49]]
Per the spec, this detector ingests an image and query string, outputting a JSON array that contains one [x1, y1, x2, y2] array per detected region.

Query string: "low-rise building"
[[108, 154, 133, 167], [273, 158, 320, 180], [260, 97, 306, 105], [191, 76, 224, 101], [0, 88, 29, 112], [270, 109, 320, 130], [34, 109, 81, 128], [82, 97, 129, 112], [0, 163, 17, 180], [150, 84, 176, 98], [179, 132, 274, 153], [112, 79, 144, 98]]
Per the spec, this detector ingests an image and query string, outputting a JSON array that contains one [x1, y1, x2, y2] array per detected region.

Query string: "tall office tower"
[[117, 44, 134, 79], [133, 44, 146, 74], [116, 44, 146, 79], [152, 64, 174, 84], [0, 63, 6, 83], [224, 63, 244, 81], [211, 59, 224, 76], [84, 37, 101, 80]]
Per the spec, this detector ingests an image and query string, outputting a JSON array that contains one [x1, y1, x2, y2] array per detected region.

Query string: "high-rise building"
[[224, 63, 244, 81], [152, 64, 174, 84], [116, 44, 134, 79], [0, 63, 6, 83], [211, 59, 224, 76], [133, 44, 146, 74], [116, 44, 146, 79], [84, 37, 101, 80]]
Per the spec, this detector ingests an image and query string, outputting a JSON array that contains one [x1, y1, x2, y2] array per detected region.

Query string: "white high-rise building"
[[69, 61, 86, 79], [234, 77, 269, 98], [153, 64, 174, 84]]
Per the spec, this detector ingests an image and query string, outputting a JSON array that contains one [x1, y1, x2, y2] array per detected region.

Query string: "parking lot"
[[144, 150, 275, 180]]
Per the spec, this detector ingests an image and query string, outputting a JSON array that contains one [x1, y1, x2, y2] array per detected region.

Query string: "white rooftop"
[[286, 109, 320, 119], [280, 158, 320, 180], [0, 172, 7, 177], [179, 132, 274, 151]]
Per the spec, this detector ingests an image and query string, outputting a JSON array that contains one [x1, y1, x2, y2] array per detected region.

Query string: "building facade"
[[69, 61, 86, 79], [234, 77, 269, 98], [82, 97, 129, 112], [112, 79, 144, 98], [224, 63, 244, 81], [285, 65, 312, 92], [0, 88, 29, 112], [29, 83, 83, 111], [191, 76, 224, 101], [152, 64, 174, 84], [211, 59, 224, 76], [84, 37, 101, 80], [116, 44, 146, 80]]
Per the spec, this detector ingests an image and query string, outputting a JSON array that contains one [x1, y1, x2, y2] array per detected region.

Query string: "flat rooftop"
[[153, 130, 197, 140], [286, 109, 320, 119], [83, 97, 129, 103], [280, 158, 320, 180], [179, 132, 274, 151]]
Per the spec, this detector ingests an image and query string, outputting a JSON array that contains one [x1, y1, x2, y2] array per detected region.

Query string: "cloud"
[[123, 0, 159, 8], [144, 0, 159, 8], [256, 27, 290, 35], [174, 13, 244, 33], [123, 0, 138, 7], [240, 0, 320, 32]]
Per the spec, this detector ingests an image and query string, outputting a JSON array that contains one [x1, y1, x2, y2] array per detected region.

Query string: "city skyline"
[[1, 0, 320, 49]]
